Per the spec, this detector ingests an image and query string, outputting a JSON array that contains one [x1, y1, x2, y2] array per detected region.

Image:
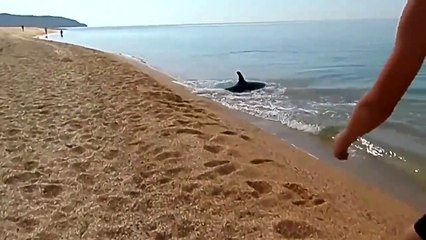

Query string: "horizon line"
[[83, 17, 398, 28]]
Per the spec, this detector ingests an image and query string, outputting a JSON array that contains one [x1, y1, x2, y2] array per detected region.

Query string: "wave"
[[117, 53, 146, 63], [381, 121, 426, 138], [298, 64, 366, 72], [228, 49, 275, 54], [198, 49, 277, 57], [317, 125, 343, 140]]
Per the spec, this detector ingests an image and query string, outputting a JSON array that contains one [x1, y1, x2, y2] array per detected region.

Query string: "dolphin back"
[[236, 71, 246, 84], [225, 71, 266, 93]]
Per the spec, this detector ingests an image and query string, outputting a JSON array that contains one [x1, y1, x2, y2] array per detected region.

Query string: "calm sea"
[[48, 19, 426, 189]]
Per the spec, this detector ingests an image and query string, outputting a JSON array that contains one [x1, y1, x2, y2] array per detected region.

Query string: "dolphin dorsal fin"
[[237, 71, 246, 84]]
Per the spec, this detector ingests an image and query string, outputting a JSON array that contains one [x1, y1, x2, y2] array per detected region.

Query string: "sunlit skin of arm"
[[333, 0, 426, 160], [334, 1, 426, 237]]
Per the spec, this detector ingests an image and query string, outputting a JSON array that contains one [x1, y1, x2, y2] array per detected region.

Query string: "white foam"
[[307, 152, 320, 160], [171, 80, 191, 87]]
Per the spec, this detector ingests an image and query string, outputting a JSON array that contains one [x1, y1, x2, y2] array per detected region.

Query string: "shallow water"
[[49, 19, 426, 189]]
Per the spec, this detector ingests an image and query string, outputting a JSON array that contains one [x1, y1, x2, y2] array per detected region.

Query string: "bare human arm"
[[334, 0, 426, 160]]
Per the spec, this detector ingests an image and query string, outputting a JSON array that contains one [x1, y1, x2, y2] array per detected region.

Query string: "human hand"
[[333, 130, 354, 160]]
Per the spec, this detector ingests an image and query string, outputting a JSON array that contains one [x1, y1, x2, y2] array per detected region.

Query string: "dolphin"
[[225, 71, 266, 93]]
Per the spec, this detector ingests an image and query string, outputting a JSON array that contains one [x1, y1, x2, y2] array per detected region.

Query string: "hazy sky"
[[1, 0, 407, 27]]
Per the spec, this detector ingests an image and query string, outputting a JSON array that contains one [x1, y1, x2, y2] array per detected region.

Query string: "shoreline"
[[42, 28, 426, 182], [41, 32, 426, 211], [58, 36, 426, 211], [1, 27, 421, 239], [118, 51, 426, 211]]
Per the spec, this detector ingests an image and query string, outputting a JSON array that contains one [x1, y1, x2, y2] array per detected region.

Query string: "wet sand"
[[0, 28, 421, 239]]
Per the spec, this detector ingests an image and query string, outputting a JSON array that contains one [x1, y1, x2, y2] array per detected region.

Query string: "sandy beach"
[[0, 28, 421, 239]]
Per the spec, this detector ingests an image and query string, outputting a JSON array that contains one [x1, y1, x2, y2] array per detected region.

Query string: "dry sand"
[[0, 28, 421, 239]]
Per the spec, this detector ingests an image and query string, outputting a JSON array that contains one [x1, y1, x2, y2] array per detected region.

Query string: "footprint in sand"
[[61, 57, 73, 62], [154, 231, 172, 240], [221, 130, 238, 136], [204, 183, 225, 197], [154, 112, 171, 121], [204, 160, 230, 168], [250, 159, 274, 165], [208, 133, 240, 151], [200, 119, 221, 128], [181, 182, 200, 193], [70, 161, 91, 173], [176, 127, 204, 135], [246, 180, 273, 195], [198, 161, 236, 180], [17, 217, 39, 233], [23, 160, 39, 170], [274, 219, 320, 239], [70, 145, 86, 155], [133, 124, 149, 132], [282, 182, 326, 207], [174, 219, 196, 238], [3, 171, 41, 185], [36, 231, 61, 240], [104, 196, 131, 213], [133, 168, 157, 182], [137, 142, 156, 154], [208, 134, 229, 144], [192, 107, 206, 114], [5, 128, 21, 136], [103, 148, 120, 160], [203, 144, 224, 154], [21, 184, 39, 194], [83, 142, 101, 151], [183, 113, 201, 119], [157, 177, 172, 185], [140, 144, 167, 155], [163, 166, 191, 177], [77, 173, 95, 185], [127, 113, 143, 123], [159, 126, 207, 138], [208, 163, 236, 176], [41, 184, 64, 198], [149, 90, 183, 103], [239, 134, 251, 141], [154, 150, 182, 161], [220, 130, 251, 141], [175, 118, 191, 125], [127, 138, 144, 146]]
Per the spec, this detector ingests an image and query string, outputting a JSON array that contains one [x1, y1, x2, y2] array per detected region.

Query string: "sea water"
[[49, 19, 426, 192]]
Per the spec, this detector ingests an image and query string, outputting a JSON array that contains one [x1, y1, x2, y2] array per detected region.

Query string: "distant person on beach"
[[60, 29, 63, 38], [21, 25, 24, 32], [333, 0, 426, 239]]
